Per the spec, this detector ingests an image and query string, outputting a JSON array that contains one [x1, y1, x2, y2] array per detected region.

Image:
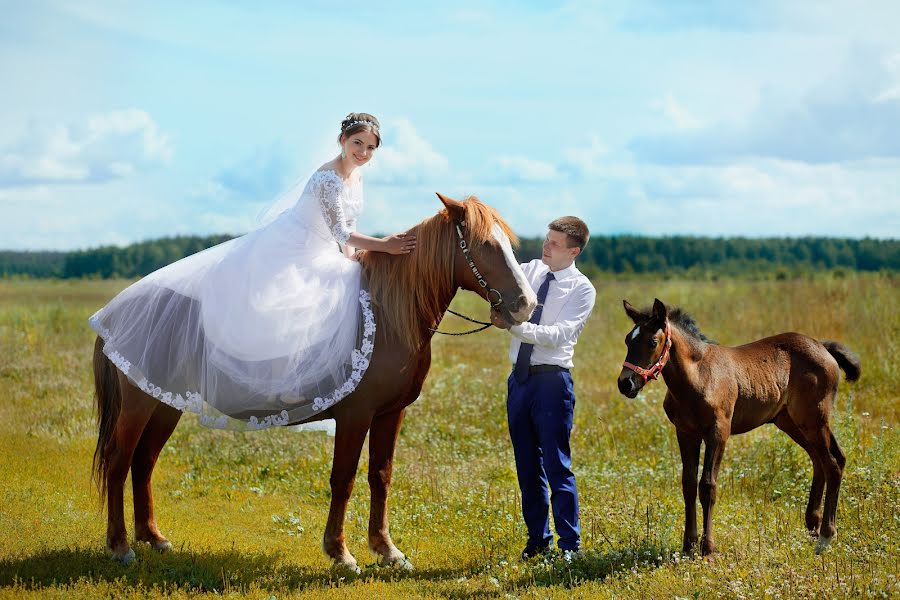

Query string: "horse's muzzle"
[[617, 372, 641, 398], [509, 294, 536, 324]]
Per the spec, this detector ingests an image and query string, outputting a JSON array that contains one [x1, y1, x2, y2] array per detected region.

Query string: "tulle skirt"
[[89, 213, 375, 430]]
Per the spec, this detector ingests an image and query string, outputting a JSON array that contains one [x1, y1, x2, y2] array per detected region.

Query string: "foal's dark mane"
[[638, 305, 718, 345]]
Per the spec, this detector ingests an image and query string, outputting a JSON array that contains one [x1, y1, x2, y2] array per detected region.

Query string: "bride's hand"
[[382, 232, 416, 255]]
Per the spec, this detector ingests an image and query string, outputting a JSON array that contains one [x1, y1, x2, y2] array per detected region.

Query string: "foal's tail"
[[92, 336, 122, 504], [821, 340, 861, 382]]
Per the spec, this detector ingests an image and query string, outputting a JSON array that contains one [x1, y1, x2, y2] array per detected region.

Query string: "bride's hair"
[[340, 113, 381, 147]]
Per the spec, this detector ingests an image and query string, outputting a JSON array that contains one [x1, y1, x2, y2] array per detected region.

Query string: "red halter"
[[623, 321, 672, 383]]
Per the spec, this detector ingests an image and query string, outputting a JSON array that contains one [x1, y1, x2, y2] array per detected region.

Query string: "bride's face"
[[341, 131, 379, 167]]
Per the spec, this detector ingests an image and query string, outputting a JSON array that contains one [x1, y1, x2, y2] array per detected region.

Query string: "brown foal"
[[92, 194, 536, 571], [618, 299, 860, 556]]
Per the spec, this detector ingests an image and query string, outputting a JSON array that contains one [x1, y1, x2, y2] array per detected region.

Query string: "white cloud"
[[366, 118, 450, 185], [213, 141, 292, 198], [874, 52, 900, 103], [561, 135, 616, 180], [0, 109, 173, 187], [631, 158, 900, 236], [631, 47, 900, 164], [489, 156, 562, 183], [651, 92, 703, 130]]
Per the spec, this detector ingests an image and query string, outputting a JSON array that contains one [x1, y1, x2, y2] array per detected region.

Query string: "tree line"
[[1, 234, 897, 279]]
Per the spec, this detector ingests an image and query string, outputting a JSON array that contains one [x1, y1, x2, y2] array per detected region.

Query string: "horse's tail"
[[92, 336, 122, 505], [821, 340, 861, 382]]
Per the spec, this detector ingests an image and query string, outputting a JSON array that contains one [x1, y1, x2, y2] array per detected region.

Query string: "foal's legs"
[[804, 424, 844, 554], [773, 411, 825, 535], [698, 426, 729, 556], [367, 408, 411, 568], [676, 429, 702, 554], [323, 414, 372, 573], [106, 380, 158, 563], [132, 402, 182, 552]]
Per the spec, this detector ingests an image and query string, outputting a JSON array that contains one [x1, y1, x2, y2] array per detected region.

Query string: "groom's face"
[[541, 229, 580, 271]]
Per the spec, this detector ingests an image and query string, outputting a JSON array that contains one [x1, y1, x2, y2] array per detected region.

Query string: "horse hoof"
[[153, 540, 173, 553], [109, 547, 136, 565], [380, 554, 413, 571], [815, 535, 832, 554], [332, 560, 361, 577]]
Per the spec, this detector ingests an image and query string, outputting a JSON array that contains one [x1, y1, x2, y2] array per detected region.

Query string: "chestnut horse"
[[92, 194, 537, 572], [617, 299, 860, 556]]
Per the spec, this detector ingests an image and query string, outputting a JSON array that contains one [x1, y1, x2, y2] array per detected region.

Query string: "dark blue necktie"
[[513, 272, 554, 383]]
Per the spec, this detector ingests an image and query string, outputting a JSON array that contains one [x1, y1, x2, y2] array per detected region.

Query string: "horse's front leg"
[[676, 429, 701, 554], [323, 413, 371, 574], [699, 424, 729, 556], [367, 408, 412, 569]]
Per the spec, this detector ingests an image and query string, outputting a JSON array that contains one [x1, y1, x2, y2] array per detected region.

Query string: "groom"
[[491, 216, 596, 559]]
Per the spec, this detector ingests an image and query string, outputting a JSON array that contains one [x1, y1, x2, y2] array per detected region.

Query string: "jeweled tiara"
[[344, 119, 378, 130]]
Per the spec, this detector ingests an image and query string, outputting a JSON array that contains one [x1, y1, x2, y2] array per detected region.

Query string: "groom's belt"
[[527, 364, 569, 375]]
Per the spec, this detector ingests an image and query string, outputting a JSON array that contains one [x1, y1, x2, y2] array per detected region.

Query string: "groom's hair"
[[549, 216, 589, 251]]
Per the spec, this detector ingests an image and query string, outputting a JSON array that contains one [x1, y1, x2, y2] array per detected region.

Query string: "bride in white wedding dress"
[[89, 113, 416, 430]]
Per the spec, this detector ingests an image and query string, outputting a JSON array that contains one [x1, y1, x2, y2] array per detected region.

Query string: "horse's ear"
[[436, 192, 465, 219], [652, 298, 668, 322], [623, 300, 643, 324]]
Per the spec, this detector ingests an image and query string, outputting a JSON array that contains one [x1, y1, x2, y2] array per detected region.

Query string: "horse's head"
[[437, 193, 536, 326], [618, 298, 672, 398]]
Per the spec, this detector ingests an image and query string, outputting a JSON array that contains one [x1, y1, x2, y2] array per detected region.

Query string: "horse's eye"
[[650, 339, 658, 348]]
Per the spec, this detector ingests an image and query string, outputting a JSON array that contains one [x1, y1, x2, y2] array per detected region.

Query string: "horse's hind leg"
[[367, 408, 411, 569], [132, 402, 182, 552], [106, 377, 158, 563], [800, 422, 844, 554], [773, 410, 825, 535]]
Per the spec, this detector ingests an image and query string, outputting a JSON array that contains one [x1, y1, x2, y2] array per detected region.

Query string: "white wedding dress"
[[89, 169, 375, 430]]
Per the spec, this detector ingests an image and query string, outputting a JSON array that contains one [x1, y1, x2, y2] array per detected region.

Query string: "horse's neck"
[[370, 256, 457, 352], [662, 325, 707, 394], [411, 225, 459, 347], [418, 283, 457, 342]]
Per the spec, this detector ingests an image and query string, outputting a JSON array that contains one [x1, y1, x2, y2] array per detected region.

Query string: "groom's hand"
[[490, 309, 511, 330]]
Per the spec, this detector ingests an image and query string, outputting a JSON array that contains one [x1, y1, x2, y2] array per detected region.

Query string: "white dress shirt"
[[508, 259, 596, 370]]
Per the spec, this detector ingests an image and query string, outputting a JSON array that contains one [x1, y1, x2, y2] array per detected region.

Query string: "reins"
[[431, 309, 493, 335], [430, 220, 504, 336]]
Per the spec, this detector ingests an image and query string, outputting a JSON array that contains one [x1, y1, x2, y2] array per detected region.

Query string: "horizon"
[[2, 1, 899, 251], [3, 231, 897, 256]]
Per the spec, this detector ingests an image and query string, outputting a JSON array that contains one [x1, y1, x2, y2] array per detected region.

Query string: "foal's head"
[[618, 298, 671, 398]]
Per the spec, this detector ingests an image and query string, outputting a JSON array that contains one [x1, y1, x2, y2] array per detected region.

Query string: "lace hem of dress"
[[89, 290, 376, 430]]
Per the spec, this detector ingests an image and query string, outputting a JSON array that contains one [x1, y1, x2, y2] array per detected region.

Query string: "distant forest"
[[1, 234, 897, 279]]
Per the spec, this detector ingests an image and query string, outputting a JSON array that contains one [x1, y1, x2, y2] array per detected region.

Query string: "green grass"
[[0, 274, 897, 599]]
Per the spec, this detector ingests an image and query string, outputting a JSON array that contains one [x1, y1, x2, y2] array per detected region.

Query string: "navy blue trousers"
[[507, 370, 580, 551]]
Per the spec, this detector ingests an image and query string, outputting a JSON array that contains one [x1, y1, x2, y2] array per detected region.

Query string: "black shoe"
[[521, 544, 551, 560]]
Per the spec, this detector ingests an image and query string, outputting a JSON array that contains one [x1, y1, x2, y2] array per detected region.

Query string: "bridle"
[[430, 220, 505, 336], [622, 321, 673, 383]]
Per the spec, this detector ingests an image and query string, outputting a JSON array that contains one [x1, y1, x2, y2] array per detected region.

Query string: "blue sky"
[[2, 0, 899, 250]]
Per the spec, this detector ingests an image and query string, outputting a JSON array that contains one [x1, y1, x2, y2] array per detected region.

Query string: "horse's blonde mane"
[[359, 196, 518, 351]]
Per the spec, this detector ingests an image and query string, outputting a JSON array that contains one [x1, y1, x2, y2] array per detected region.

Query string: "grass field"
[[0, 274, 897, 599]]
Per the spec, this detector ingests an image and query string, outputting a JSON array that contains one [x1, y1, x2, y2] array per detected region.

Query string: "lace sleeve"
[[344, 176, 361, 234], [314, 172, 352, 245]]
